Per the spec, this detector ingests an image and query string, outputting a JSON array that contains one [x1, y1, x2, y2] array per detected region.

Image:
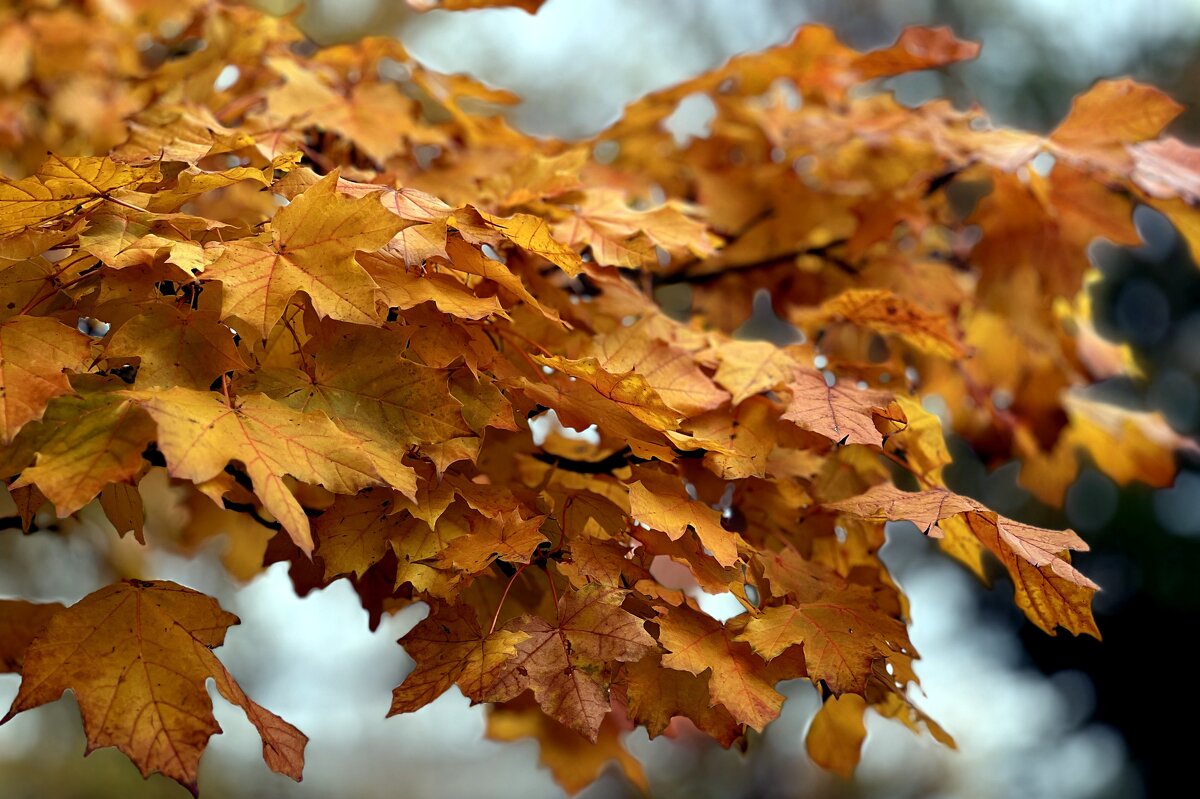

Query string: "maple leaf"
[[205, 172, 403, 338], [312, 489, 408, 580], [360, 251, 507, 320], [1, 580, 306, 794], [486, 585, 656, 740], [128, 386, 385, 553], [536, 355, 683, 431], [106, 305, 245, 390], [553, 189, 721, 268], [0, 316, 93, 443], [656, 603, 806, 731], [442, 234, 560, 320], [829, 485, 1099, 636], [824, 483, 978, 533], [485, 697, 647, 797], [390, 602, 528, 714], [436, 509, 549, 573], [739, 548, 911, 695], [851, 26, 981, 79], [682, 395, 778, 480], [805, 693, 868, 778], [11, 377, 156, 517], [587, 320, 730, 416], [0, 599, 63, 673], [239, 322, 469, 492], [782, 369, 896, 447], [99, 482, 146, 544], [476, 209, 585, 276], [710, 340, 801, 405], [79, 213, 205, 273], [0, 156, 159, 238], [267, 58, 428, 165], [621, 652, 741, 746], [738, 596, 905, 695], [1051, 78, 1183, 169], [628, 470, 744, 567], [798, 288, 967, 359]]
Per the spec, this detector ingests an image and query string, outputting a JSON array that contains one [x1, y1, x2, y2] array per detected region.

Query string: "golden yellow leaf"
[[799, 288, 967, 358], [206, 172, 403, 338], [711, 340, 800, 405], [0, 315, 93, 443], [107, 305, 245, 390], [485, 698, 647, 797], [128, 386, 385, 553], [99, 482, 146, 544], [656, 604, 790, 732], [628, 470, 743, 567], [476, 209, 585, 275], [0, 155, 159, 237], [12, 378, 156, 517], [390, 602, 528, 714], [805, 693, 867, 778], [0, 599, 63, 674], [437, 509, 549, 573], [1051, 78, 1183, 168], [1, 580, 306, 793]]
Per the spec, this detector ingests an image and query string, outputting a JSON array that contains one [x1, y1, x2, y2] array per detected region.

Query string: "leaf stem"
[[878, 447, 933, 488], [488, 562, 531, 636], [547, 566, 561, 620]]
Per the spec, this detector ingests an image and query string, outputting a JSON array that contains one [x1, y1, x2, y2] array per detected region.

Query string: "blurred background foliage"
[[2, 1, 1199, 797]]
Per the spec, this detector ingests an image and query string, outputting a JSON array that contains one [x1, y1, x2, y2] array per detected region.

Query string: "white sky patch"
[[528, 408, 600, 446], [214, 65, 241, 92]]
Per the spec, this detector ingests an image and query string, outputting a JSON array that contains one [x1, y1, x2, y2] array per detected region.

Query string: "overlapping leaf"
[[1, 2, 1190, 794]]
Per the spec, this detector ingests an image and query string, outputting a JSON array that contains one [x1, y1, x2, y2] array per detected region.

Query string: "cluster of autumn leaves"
[[0, 0, 1196, 795]]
